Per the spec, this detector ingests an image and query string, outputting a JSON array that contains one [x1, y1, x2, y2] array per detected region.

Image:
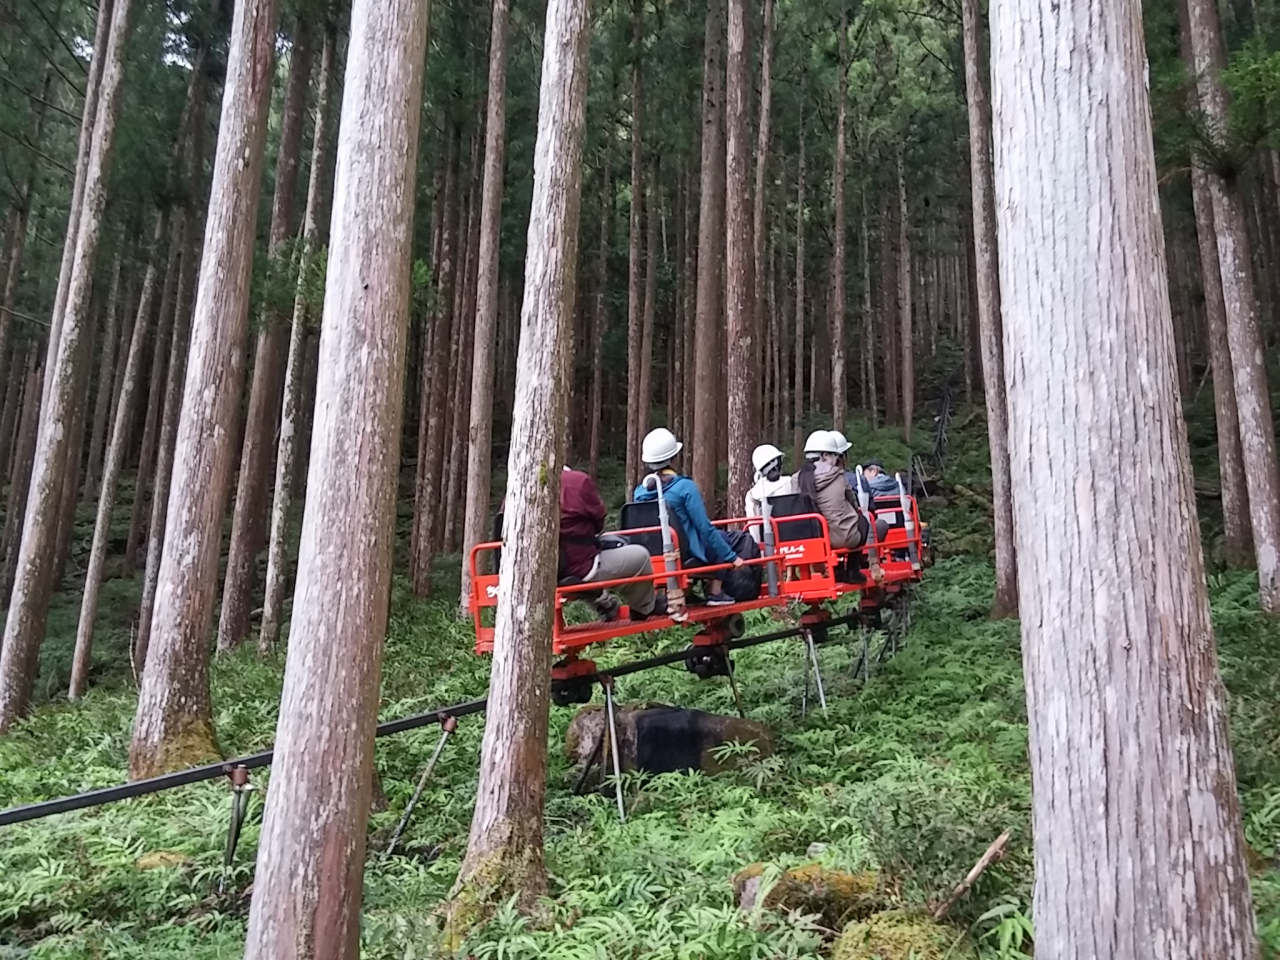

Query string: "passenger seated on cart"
[[829, 430, 858, 491], [793, 430, 869, 552], [506, 467, 663, 622], [634, 428, 760, 606], [862, 459, 900, 498], [744, 444, 795, 544]]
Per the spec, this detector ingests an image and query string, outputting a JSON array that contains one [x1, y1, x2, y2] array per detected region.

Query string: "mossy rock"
[[732, 863, 884, 930], [833, 909, 978, 960]]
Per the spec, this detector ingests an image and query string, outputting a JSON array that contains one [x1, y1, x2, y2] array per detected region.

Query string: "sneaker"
[[595, 595, 621, 622], [705, 591, 735, 606], [630, 594, 668, 622]]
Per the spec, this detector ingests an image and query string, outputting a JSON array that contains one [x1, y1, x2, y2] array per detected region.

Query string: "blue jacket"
[[847, 470, 901, 501], [633, 472, 738, 567]]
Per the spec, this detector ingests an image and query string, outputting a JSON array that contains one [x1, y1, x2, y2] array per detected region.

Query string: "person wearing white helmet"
[[792, 429, 868, 550], [635, 427, 750, 606], [744, 443, 795, 543]]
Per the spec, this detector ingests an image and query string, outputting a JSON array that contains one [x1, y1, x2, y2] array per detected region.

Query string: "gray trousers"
[[586, 543, 657, 615]]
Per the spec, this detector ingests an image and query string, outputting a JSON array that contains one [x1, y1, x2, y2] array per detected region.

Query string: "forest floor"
[[1, 415, 1279, 959]]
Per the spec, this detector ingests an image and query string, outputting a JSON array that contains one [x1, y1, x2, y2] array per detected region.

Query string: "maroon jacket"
[[559, 467, 607, 579]]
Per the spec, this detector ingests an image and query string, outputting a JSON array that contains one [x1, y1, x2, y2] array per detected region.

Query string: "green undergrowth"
[[2, 414, 1279, 958]]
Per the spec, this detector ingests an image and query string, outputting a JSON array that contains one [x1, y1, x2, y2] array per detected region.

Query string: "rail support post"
[[381, 715, 458, 861], [602, 675, 626, 822], [804, 628, 828, 716], [220, 765, 254, 893]]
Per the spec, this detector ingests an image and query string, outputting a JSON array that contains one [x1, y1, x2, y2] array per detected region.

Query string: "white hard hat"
[[751, 443, 785, 473], [642, 427, 683, 466], [803, 430, 842, 457], [829, 430, 852, 454]]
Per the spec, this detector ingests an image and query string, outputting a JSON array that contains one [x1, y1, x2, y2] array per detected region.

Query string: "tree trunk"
[[897, 148, 913, 443], [1184, 0, 1280, 611], [862, 187, 878, 428], [443, 176, 480, 554], [692, 0, 724, 497], [260, 8, 341, 654], [793, 130, 805, 459], [2, 357, 42, 606], [129, 0, 280, 776], [411, 127, 459, 597], [681, 154, 696, 457], [241, 0, 430, 948], [624, 0, 644, 493], [70, 211, 170, 699], [42, 0, 114, 411], [725, 0, 752, 511], [51, 325, 93, 588], [219, 22, 314, 654], [638, 161, 658, 450], [753, 0, 774, 435], [459, 0, 511, 615], [830, 3, 848, 432], [961, 0, 1018, 617], [589, 159, 609, 480], [0, 0, 134, 733], [123, 236, 181, 574], [82, 252, 123, 502], [990, 0, 1259, 955], [0, 344, 25, 482], [445, 0, 591, 937]]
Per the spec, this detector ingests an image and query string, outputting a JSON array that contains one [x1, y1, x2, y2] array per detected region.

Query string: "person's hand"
[[733, 556, 745, 569]]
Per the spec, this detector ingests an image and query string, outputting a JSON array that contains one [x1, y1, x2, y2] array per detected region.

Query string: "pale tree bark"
[[990, 0, 1260, 956], [0, 0, 134, 732], [0, 344, 25, 481], [862, 187, 878, 428], [51, 326, 93, 588], [692, 0, 724, 497], [2, 357, 42, 605], [588, 158, 609, 480], [443, 177, 480, 552], [261, 9, 341, 653], [70, 211, 170, 700], [411, 128, 458, 597], [1184, 0, 1280, 610], [82, 252, 123, 501], [725, 0, 752, 511], [625, 0, 644, 493], [0, 64, 55, 399], [459, 0, 511, 616], [793, 129, 805, 459], [123, 236, 182, 575], [830, 3, 848, 431], [961, 0, 1017, 617], [136, 211, 195, 673], [1181, 0, 1272, 583], [752, 0, 774, 432], [446, 0, 591, 932], [42, 0, 114, 408], [897, 147, 913, 443], [219, 22, 315, 654], [241, 0, 430, 948], [129, 0, 280, 776], [638, 161, 657, 449]]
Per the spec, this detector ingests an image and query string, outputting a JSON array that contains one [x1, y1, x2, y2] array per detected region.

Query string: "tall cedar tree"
[[725, 0, 752, 512], [1183, 0, 1280, 597], [960, 0, 1018, 617], [459, 0, 512, 616], [446, 0, 592, 934], [219, 22, 315, 653], [990, 0, 1259, 954], [830, 2, 847, 432], [241, 0, 430, 947], [691, 0, 724, 497], [130, 0, 280, 777], [261, 7, 342, 652], [624, 0, 644, 495], [0, 0, 133, 731]]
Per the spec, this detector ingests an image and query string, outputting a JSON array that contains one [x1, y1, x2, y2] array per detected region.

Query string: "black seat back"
[[619, 500, 693, 565], [764, 492, 823, 543], [872, 496, 909, 530]]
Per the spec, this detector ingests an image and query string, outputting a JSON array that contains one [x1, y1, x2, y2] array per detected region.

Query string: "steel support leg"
[[382, 715, 458, 861], [805, 629, 828, 716], [602, 676, 626, 822]]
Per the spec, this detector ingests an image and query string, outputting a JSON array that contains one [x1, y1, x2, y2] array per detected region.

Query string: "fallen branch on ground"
[[932, 829, 1011, 920]]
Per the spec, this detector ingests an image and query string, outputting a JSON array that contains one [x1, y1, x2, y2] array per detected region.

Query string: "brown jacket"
[[797, 463, 866, 550]]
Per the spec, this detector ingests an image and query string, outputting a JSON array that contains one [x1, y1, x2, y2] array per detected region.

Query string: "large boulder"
[[565, 702, 773, 787], [732, 863, 884, 929], [833, 909, 978, 960]]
